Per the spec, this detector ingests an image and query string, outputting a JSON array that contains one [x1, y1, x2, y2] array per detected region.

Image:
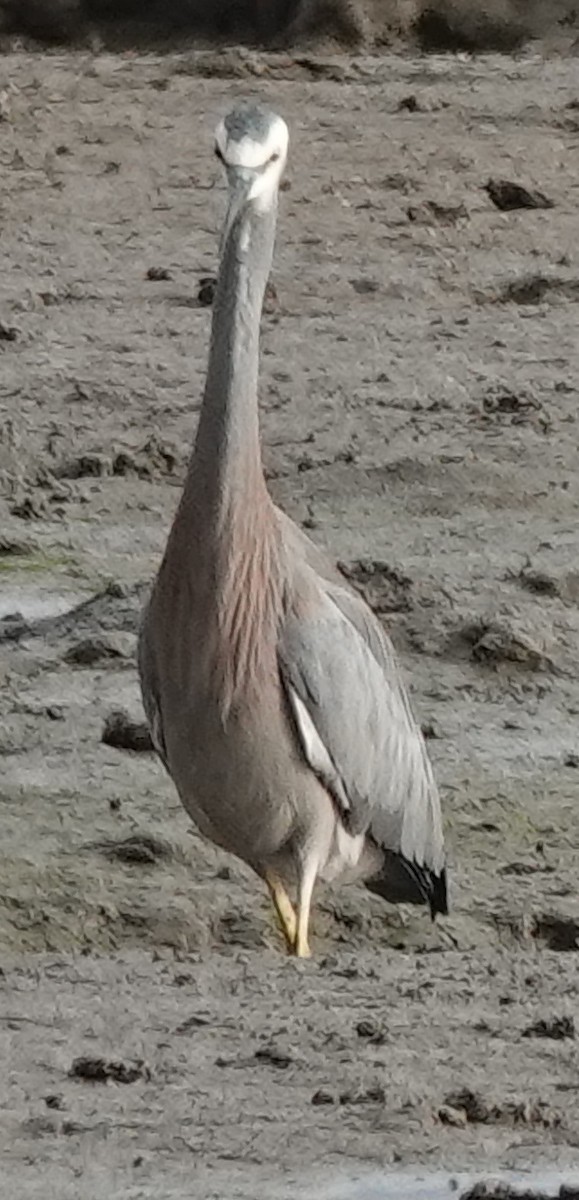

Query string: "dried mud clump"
[[441, 1088, 561, 1130], [337, 559, 413, 613], [69, 1056, 150, 1084], [0, 536, 35, 558], [493, 274, 579, 306], [484, 178, 554, 212], [64, 633, 135, 666], [92, 834, 173, 864], [522, 1015, 575, 1040], [101, 710, 154, 753], [531, 913, 579, 952], [456, 616, 556, 673], [461, 1185, 579, 1200]]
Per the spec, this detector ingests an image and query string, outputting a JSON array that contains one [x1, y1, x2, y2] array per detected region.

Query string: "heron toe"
[[265, 872, 297, 950]]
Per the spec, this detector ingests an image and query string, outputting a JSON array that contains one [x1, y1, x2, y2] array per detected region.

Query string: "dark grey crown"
[[223, 104, 281, 146]]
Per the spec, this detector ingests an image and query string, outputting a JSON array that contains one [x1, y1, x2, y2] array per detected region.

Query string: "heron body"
[[139, 104, 447, 956]]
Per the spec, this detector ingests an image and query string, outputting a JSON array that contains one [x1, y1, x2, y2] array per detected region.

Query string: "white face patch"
[[215, 114, 289, 171], [246, 163, 282, 212], [214, 112, 289, 212]]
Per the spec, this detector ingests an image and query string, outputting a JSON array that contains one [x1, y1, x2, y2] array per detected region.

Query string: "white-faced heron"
[[138, 104, 448, 957]]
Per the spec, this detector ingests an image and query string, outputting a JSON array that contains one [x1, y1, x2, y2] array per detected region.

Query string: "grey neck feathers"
[[188, 199, 278, 523]]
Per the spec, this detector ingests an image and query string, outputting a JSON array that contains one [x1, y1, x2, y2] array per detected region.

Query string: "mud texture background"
[[0, 34, 578, 1200]]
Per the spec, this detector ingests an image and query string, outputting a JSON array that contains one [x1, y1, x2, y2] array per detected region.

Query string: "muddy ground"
[[0, 43, 578, 1199]]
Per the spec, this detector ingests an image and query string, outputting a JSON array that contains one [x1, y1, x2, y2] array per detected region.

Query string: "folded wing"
[[278, 576, 447, 915]]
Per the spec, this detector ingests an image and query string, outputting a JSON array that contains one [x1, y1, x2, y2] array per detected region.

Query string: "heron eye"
[[268, 151, 280, 164]]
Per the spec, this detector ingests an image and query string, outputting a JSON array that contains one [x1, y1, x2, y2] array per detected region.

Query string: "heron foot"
[[265, 871, 297, 951]]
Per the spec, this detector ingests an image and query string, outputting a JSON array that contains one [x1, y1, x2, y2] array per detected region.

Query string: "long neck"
[[186, 199, 277, 525], [165, 197, 283, 713]]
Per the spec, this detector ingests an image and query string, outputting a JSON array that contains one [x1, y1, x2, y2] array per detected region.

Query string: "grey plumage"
[[223, 104, 276, 145], [139, 104, 447, 957]]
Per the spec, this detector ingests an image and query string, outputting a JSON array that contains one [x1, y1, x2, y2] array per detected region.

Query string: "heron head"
[[214, 105, 289, 224]]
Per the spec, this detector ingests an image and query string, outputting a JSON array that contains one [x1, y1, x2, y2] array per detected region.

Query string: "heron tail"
[[364, 850, 448, 920]]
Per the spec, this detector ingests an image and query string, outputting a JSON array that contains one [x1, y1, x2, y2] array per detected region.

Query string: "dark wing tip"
[[429, 866, 448, 920], [364, 851, 449, 919]]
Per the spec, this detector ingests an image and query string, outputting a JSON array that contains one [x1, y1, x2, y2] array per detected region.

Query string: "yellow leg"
[[294, 861, 317, 959], [265, 871, 297, 952]]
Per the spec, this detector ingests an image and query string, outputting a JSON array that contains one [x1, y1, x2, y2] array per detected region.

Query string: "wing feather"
[[279, 571, 447, 913]]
